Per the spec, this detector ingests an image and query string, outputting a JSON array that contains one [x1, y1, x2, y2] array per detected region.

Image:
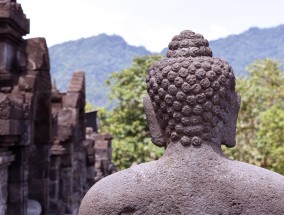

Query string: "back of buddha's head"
[[146, 30, 238, 148]]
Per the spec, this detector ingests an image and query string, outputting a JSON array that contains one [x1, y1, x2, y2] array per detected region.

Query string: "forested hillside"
[[49, 33, 151, 106], [210, 25, 284, 74], [49, 25, 284, 106]]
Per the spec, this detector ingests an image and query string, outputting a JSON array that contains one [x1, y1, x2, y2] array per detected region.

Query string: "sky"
[[17, 0, 284, 52]]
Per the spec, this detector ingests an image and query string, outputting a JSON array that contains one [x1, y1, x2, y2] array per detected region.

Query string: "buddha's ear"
[[143, 96, 166, 147], [222, 92, 240, 148]]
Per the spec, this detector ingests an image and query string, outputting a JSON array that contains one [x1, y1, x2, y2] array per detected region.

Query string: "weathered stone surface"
[[18, 74, 37, 92], [64, 72, 85, 111], [0, 93, 23, 120], [79, 30, 284, 215], [0, 0, 29, 85], [0, 0, 29, 35], [0, 119, 21, 135], [25, 38, 49, 71], [0, 42, 15, 74], [50, 142, 66, 156], [8, 181, 28, 203], [0, 205, 7, 215], [0, 150, 14, 166], [67, 71, 85, 93], [7, 202, 27, 215], [0, 168, 8, 208], [65, 92, 80, 108], [0, 151, 13, 215]]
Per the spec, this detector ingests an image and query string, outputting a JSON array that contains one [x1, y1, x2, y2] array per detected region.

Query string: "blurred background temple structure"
[[0, 1, 115, 214]]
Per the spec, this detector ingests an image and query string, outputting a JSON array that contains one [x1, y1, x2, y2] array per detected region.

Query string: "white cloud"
[[206, 25, 231, 40], [17, 0, 284, 52]]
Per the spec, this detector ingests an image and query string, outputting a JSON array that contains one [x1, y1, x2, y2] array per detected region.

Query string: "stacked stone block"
[[0, 1, 116, 215], [50, 72, 87, 214], [85, 126, 116, 183]]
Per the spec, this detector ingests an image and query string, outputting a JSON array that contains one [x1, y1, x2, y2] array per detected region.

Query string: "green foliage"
[[257, 104, 284, 173], [223, 59, 284, 174], [99, 55, 164, 170], [85, 102, 96, 112]]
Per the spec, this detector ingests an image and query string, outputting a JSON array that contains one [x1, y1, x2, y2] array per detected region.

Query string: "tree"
[[223, 59, 284, 174], [85, 102, 96, 112], [99, 55, 164, 169]]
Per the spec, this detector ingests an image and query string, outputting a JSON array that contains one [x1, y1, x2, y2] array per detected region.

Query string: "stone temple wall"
[[0, 1, 115, 215]]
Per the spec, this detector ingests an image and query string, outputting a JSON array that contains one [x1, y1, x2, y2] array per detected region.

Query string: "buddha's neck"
[[162, 141, 227, 162]]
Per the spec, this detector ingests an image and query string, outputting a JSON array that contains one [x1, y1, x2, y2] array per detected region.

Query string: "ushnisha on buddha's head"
[[144, 30, 240, 149]]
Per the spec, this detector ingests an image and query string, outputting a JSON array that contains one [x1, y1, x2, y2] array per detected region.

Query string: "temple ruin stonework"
[[79, 31, 284, 215], [0, 1, 115, 215]]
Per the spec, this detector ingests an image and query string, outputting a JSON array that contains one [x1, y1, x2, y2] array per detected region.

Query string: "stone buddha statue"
[[79, 30, 284, 215]]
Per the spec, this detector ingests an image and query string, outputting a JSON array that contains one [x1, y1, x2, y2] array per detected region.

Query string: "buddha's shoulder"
[[79, 161, 161, 215], [222, 159, 284, 198], [228, 159, 284, 184], [79, 158, 284, 215], [98, 160, 161, 187]]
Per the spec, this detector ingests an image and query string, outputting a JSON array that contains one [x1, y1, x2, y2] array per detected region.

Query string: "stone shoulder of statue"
[[79, 30, 284, 215]]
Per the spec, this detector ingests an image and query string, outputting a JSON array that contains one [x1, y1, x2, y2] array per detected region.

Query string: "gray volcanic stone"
[[79, 30, 284, 215]]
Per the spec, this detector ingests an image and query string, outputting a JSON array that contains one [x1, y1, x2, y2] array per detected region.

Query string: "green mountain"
[[161, 25, 284, 74], [209, 25, 284, 74], [49, 25, 284, 107], [49, 33, 151, 107]]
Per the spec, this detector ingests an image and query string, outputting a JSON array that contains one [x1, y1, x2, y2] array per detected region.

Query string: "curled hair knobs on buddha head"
[[145, 30, 235, 148]]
